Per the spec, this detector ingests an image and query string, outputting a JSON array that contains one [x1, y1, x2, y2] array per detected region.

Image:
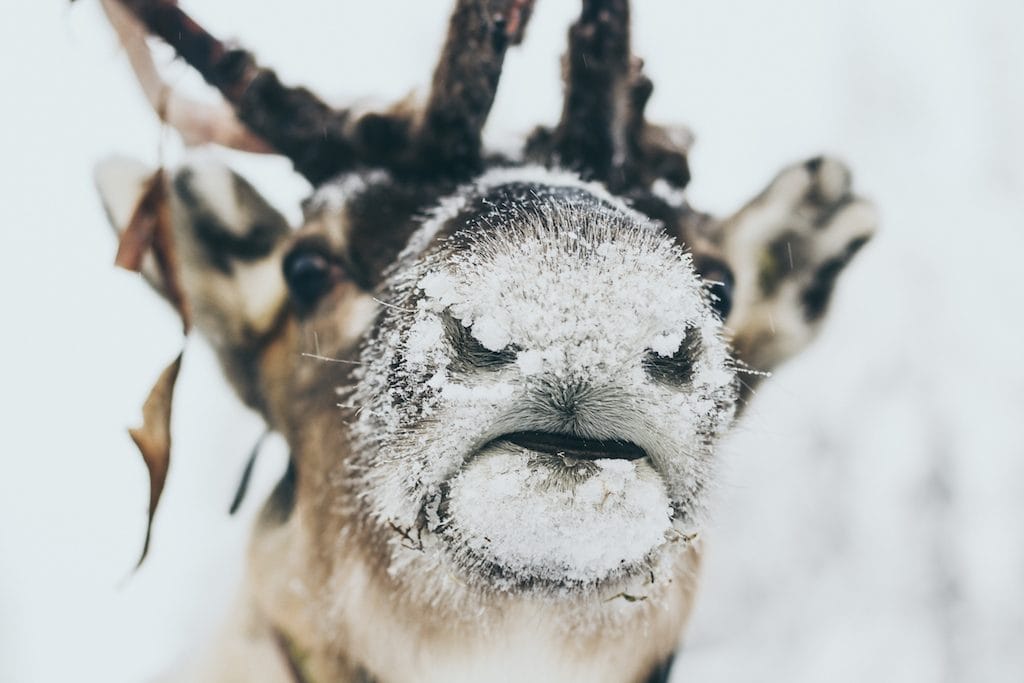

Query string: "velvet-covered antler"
[[527, 0, 691, 192], [92, 0, 534, 183], [416, 0, 534, 174]]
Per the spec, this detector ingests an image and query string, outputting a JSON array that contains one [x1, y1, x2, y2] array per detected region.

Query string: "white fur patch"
[[446, 448, 672, 583]]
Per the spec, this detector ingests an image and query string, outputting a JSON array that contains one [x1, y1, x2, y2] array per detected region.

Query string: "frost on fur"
[[351, 172, 738, 592], [91, 1, 876, 679]]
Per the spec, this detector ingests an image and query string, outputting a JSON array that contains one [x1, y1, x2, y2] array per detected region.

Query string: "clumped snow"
[[12, 2, 1023, 682], [350, 168, 736, 590], [445, 448, 673, 584]]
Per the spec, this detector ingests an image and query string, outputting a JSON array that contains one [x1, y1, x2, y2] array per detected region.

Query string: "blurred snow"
[[0, 1, 1021, 681]]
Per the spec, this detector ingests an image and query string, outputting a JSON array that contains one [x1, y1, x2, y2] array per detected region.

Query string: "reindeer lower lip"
[[492, 431, 647, 461]]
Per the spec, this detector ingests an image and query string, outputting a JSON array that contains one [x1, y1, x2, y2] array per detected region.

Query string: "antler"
[[91, 0, 534, 183], [418, 0, 534, 174], [527, 0, 690, 192], [99, 0, 272, 154]]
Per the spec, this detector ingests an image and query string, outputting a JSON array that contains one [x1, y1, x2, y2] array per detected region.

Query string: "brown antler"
[[92, 0, 534, 183], [98, 0, 397, 184], [99, 0, 272, 154], [417, 0, 535, 174], [527, 0, 690, 192]]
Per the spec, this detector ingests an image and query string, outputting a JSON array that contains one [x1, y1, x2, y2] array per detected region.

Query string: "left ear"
[[717, 156, 877, 375], [95, 155, 294, 412]]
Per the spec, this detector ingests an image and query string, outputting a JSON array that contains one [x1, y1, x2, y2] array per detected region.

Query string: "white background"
[[1, 1, 1022, 681]]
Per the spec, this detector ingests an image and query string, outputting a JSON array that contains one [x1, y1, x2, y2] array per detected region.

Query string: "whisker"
[[301, 352, 365, 365], [373, 297, 416, 313]]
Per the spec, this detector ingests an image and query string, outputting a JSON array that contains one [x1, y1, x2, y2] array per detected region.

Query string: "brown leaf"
[[114, 168, 192, 333], [113, 169, 164, 273], [128, 352, 182, 568]]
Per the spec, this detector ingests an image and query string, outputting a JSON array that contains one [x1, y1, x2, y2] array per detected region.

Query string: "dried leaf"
[[128, 353, 182, 568], [114, 168, 192, 332], [113, 169, 163, 273]]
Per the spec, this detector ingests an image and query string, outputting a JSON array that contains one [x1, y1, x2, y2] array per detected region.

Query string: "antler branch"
[[92, 0, 535, 183], [93, 0, 414, 183], [554, 0, 632, 182], [527, 0, 690, 192], [99, 0, 272, 153], [417, 0, 535, 174]]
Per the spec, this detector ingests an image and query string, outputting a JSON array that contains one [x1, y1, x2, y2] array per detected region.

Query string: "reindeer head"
[[91, 0, 876, 679]]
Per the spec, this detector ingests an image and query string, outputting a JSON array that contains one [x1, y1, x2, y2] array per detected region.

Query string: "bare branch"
[[417, 0, 535, 174], [99, 0, 272, 153]]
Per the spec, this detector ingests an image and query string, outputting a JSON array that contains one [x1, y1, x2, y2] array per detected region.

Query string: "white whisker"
[[373, 297, 416, 313], [301, 352, 364, 365]]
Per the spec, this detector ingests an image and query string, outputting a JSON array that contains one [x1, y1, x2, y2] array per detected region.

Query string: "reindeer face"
[[348, 170, 737, 590], [92, 0, 876, 677]]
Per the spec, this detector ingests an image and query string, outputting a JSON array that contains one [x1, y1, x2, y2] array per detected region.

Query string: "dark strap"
[[273, 628, 312, 683], [643, 652, 676, 683], [274, 624, 674, 683]]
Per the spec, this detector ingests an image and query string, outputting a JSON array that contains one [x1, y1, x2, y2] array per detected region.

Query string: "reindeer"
[[88, 0, 877, 681]]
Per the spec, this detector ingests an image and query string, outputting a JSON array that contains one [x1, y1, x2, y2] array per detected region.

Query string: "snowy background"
[[2, 1, 1022, 681]]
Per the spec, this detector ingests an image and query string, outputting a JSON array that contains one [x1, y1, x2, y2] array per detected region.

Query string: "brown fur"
[[91, 2, 876, 680]]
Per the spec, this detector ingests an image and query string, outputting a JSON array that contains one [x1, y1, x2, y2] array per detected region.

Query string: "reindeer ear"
[[95, 155, 293, 412], [722, 156, 877, 376], [94, 155, 154, 231]]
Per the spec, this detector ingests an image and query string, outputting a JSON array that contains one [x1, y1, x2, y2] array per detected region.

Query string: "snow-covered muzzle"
[[350, 174, 738, 593]]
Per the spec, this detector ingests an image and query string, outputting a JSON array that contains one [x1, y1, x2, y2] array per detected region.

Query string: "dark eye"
[[444, 314, 519, 369], [695, 257, 734, 320], [283, 246, 338, 309], [644, 328, 701, 385]]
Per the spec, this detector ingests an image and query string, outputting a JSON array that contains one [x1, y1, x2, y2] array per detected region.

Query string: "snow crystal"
[[405, 316, 444, 365], [650, 332, 684, 357], [515, 349, 544, 375], [470, 315, 511, 351], [351, 167, 737, 590], [417, 271, 458, 305], [304, 169, 390, 216], [444, 446, 674, 584]]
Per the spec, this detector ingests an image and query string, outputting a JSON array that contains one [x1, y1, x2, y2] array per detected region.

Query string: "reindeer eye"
[[283, 247, 335, 308], [707, 272, 734, 320], [695, 257, 734, 321]]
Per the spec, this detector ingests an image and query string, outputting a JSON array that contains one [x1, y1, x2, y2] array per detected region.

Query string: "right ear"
[[94, 155, 293, 412], [718, 156, 876, 378]]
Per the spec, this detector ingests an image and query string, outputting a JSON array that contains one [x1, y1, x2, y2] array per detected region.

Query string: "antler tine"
[[99, 0, 272, 154], [95, 0, 417, 184], [551, 0, 632, 185], [525, 0, 691, 192], [416, 0, 535, 175], [621, 57, 692, 190]]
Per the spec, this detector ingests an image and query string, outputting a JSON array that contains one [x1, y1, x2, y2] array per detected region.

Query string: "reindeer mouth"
[[487, 431, 648, 462], [435, 432, 673, 587]]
